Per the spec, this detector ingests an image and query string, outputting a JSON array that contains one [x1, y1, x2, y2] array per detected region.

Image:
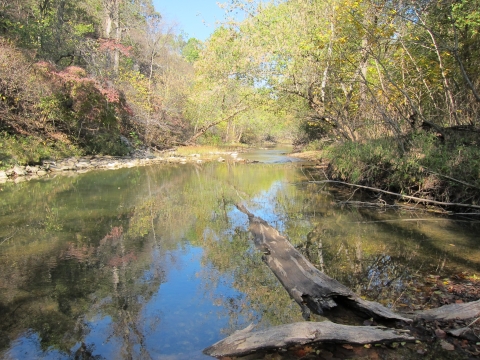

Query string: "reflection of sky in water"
[[4, 247, 250, 360], [4, 333, 66, 360], [139, 247, 249, 359], [230, 180, 289, 233], [241, 147, 301, 164]]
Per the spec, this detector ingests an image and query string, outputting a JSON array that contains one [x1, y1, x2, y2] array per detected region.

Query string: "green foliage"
[[323, 133, 480, 203], [182, 37, 203, 63], [197, 132, 222, 146], [0, 132, 83, 169]]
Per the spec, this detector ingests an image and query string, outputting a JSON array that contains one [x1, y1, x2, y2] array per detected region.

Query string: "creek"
[[0, 147, 479, 359]]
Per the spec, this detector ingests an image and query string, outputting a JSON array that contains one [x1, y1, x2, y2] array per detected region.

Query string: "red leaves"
[[107, 252, 137, 267], [98, 38, 132, 57], [101, 226, 123, 245]]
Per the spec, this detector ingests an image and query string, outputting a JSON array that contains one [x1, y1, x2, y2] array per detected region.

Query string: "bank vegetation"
[[1, 0, 479, 208]]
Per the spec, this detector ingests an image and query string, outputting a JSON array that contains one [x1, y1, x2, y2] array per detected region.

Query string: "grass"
[[320, 132, 480, 205]]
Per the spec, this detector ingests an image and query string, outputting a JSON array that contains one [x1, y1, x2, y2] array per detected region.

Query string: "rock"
[[120, 136, 132, 148], [217, 157, 225, 162], [0, 171, 7, 179], [75, 162, 91, 169], [435, 329, 446, 339], [25, 165, 39, 173], [12, 166, 26, 176], [37, 170, 48, 176], [440, 340, 455, 351], [49, 165, 67, 172]]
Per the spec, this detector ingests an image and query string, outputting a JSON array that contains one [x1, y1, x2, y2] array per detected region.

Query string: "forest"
[[1, 0, 479, 205]]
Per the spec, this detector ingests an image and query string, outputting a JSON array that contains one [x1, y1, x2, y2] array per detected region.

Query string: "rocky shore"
[[0, 149, 246, 183]]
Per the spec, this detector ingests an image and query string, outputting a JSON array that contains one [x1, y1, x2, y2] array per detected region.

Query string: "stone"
[[37, 170, 48, 176], [12, 166, 26, 176], [25, 165, 39, 173], [49, 165, 67, 172], [0, 170, 7, 179], [75, 162, 91, 169]]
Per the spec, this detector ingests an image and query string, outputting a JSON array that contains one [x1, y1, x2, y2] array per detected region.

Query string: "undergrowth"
[[0, 132, 83, 169], [322, 132, 480, 205]]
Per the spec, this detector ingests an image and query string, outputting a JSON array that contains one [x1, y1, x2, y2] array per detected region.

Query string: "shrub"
[[323, 132, 480, 204]]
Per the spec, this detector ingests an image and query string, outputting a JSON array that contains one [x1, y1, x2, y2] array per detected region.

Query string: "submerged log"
[[203, 321, 414, 358], [236, 204, 411, 323]]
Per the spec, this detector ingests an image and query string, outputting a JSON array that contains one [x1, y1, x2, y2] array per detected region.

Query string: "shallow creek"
[[0, 147, 479, 359]]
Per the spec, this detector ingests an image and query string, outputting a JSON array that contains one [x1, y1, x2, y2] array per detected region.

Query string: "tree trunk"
[[411, 299, 480, 322], [204, 321, 414, 358], [235, 204, 411, 323], [186, 106, 247, 144]]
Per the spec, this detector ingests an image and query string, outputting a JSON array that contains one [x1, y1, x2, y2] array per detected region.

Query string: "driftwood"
[[203, 321, 414, 358], [235, 204, 411, 323], [411, 300, 480, 322]]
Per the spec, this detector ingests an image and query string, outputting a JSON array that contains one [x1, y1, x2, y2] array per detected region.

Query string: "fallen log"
[[235, 204, 411, 323], [411, 299, 480, 321], [203, 321, 415, 358]]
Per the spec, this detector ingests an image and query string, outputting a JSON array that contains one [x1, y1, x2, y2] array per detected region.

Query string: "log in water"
[[235, 204, 411, 323]]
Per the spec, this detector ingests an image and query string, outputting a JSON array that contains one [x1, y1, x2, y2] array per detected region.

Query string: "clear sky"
[[152, 0, 227, 41]]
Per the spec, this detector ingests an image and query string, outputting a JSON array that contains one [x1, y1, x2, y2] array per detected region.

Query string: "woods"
[[0, 0, 197, 167], [2, 0, 480, 173], [11, 0, 479, 211]]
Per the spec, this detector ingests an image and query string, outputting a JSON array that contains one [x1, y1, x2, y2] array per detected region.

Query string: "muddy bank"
[[0, 149, 247, 183]]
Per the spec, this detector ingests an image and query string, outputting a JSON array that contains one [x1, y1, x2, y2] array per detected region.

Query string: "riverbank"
[[0, 148, 248, 183], [290, 132, 480, 212]]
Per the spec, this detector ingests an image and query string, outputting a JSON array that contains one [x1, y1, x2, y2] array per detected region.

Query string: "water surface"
[[0, 149, 479, 359]]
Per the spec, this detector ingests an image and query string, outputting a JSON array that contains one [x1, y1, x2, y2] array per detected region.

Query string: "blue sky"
[[152, 0, 227, 41]]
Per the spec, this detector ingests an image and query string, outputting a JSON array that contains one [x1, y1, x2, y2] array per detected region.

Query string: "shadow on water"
[[0, 149, 479, 359]]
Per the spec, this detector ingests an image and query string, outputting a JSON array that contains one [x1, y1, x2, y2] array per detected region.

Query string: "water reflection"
[[0, 155, 479, 359]]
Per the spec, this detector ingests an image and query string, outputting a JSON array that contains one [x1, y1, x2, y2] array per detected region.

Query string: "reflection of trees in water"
[[0, 163, 296, 356], [225, 174, 476, 317], [281, 186, 480, 310], [0, 169, 171, 355], [300, 226, 414, 307], [4, 162, 477, 356], [200, 227, 305, 334]]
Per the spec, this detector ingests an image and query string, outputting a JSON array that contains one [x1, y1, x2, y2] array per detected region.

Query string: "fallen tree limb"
[[310, 180, 480, 210], [235, 204, 411, 323], [411, 300, 480, 322], [203, 321, 415, 358], [424, 169, 480, 191]]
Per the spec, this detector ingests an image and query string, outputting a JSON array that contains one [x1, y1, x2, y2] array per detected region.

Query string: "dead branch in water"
[[310, 180, 480, 210], [235, 203, 411, 323]]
